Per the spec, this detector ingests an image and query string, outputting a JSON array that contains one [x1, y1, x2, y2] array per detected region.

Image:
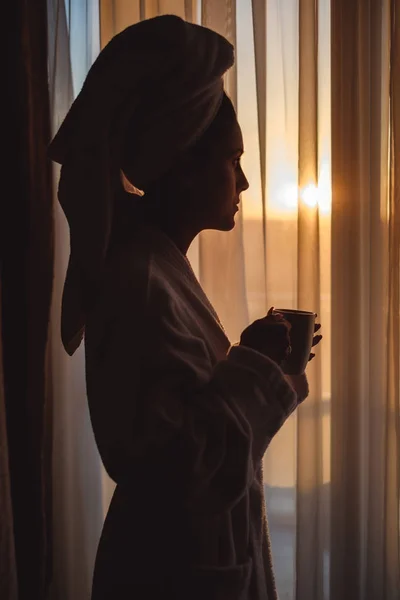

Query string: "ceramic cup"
[[274, 309, 316, 375]]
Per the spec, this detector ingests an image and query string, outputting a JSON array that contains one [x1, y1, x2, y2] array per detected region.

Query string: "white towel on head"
[[48, 15, 234, 355]]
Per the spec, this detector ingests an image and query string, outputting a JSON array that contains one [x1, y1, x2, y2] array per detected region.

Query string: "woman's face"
[[185, 117, 249, 232], [138, 114, 249, 245]]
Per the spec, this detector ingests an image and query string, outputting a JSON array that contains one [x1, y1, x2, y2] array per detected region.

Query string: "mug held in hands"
[[273, 309, 316, 375]]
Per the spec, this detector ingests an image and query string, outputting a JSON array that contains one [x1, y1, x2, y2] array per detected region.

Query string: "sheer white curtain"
[[237, 2, 331, 598], [47, 1, 399, 598], [47, 2, 103, 599]]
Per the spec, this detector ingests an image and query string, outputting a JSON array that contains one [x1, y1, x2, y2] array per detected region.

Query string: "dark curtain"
[[1, 0, 54, 598]]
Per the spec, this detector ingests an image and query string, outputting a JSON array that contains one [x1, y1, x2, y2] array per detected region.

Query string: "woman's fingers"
[[265, 308, 287, 326], [267, 306, 284, 320], [312, 334, 323, 347], [314, 323, 322, 333]]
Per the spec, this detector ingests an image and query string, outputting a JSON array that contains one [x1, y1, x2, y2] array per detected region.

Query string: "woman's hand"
[[239, 307, 292, 366], [309, 321, 323, 362], [288, 319, 322, 404]]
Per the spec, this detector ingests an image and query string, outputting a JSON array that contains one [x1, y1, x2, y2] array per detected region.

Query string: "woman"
[[49, 15, 321, 600]]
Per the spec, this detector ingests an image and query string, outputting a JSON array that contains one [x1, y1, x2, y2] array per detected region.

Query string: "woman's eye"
[[233, 157, 241, 169]]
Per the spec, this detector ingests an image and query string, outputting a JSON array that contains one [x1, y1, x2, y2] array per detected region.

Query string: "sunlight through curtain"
[[330, 1, 400, 598], [237, 2, 331, 598]]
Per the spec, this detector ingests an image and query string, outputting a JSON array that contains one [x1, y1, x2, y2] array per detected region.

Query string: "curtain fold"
[[251, 0, 267, 304], [386, 0, 400, 595], [2, 1, 54, 599], [331, 0, 399, 598], [296, 2, 325, 598], [0, 298, 18, 599]]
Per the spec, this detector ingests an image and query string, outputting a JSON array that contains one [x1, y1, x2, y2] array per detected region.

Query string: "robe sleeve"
[[85, 262, 298, 515]]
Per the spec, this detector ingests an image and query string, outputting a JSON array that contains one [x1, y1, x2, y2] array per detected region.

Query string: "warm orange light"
[[299, 178, 332, 215], [300, 184, 319, 208]]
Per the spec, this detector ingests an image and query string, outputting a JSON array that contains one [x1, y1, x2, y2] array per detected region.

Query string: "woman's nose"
[[238, 166, 249, 193]]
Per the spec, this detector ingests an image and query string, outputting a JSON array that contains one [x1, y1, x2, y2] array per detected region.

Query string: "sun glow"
[[300, 167, 332, 215], [242, 176, 332, 221]]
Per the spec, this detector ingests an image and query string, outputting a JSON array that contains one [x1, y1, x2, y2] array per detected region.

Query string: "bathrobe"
[[85, 224, 302, 600]]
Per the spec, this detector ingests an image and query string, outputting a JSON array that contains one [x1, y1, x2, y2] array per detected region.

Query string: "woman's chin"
[[205, 211, 237, 232], [216, 218, 236, 232], [219, 210, 238, 231]]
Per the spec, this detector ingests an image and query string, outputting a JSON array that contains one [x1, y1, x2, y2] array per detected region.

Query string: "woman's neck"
[[137, 198, 199, 256]]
